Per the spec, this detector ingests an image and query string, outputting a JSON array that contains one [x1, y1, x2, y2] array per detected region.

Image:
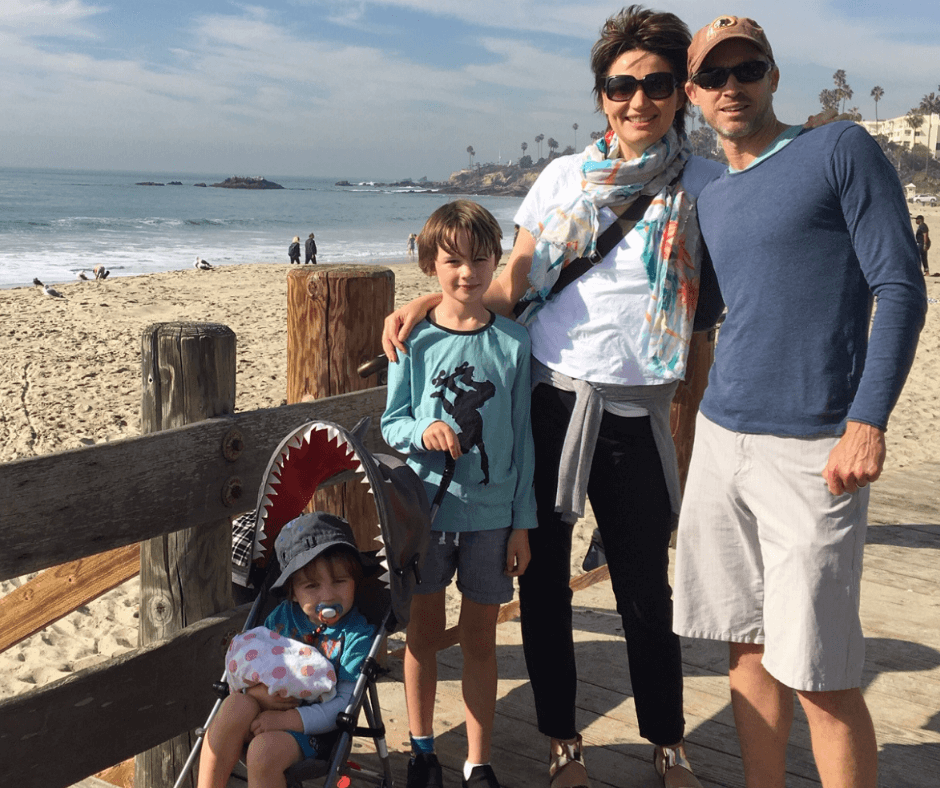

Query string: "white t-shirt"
[[515, 154, 664, 391]]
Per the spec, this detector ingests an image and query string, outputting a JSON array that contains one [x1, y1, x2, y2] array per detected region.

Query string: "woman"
[[288, 236, 301, 265], [384, 7, 721, 787]]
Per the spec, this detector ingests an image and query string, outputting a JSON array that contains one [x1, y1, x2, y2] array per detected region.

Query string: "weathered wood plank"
[[0, 608, 248, 788], [138, 322, 238, 788], [0, 544, 139, 655], [0, 387, 387, 581], [287, 266, 393, 549], [867, 462, 940, 525]]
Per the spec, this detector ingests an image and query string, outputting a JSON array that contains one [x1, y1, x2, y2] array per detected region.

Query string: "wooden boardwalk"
[[328, 462, 940, 788], [81, 462, 937, 788]]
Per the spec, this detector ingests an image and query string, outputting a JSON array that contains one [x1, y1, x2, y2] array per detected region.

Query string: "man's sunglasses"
[[604, 72, 678, 102], [690, 59, 774, 90]]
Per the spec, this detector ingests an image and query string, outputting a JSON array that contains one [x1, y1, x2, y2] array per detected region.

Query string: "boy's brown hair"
[[417, 200, 503, 276]]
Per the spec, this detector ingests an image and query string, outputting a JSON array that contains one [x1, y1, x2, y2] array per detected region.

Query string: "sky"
[[2, 0, 940, 182]]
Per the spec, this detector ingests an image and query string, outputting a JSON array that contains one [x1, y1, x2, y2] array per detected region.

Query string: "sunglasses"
[[690, 59, 774, 90], [603, 72, 678, 102]]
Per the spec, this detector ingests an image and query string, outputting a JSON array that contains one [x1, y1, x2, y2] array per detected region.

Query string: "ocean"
[[0, 168, 524, 290]]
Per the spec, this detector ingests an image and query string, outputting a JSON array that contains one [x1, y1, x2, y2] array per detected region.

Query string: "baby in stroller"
[[198, 512, 374, 788]]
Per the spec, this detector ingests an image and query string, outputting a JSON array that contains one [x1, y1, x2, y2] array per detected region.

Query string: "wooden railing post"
[[287, 265, 394, 550], [136, 322, 236, 788]]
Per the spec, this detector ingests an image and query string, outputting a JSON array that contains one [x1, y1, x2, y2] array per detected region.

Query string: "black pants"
[[518, 383, 685, 746]]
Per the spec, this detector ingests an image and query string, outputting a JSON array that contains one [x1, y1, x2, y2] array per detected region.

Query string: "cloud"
[[3, 0, 940, 176], [0, 0, 104, 37]]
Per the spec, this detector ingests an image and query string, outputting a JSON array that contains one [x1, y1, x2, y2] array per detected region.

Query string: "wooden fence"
[[0, 386, 388, 788], [0, 260, 713, 787]]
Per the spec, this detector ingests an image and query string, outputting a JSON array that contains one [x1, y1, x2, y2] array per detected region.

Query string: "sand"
[[2, 221, 939, 703]]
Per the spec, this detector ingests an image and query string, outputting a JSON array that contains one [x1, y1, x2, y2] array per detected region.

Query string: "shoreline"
[[0, 256, 425, 292]]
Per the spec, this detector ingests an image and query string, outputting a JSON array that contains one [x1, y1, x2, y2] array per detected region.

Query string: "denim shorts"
[[416, 528, 514, 606], [287, 729, 337, 761]]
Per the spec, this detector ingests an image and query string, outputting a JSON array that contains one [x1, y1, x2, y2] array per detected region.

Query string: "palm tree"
[[535, 134, 545, 159], [833, 70, 853, 113], [819, 88, 839, 113], [467, 145, 475, 168], [917, 93, 940, 174], [572, 123, 579, 150], [871, 86, 884, 123], [547, 137, 559, 158], [906, 110, 924, 168], [521, 141, 528, 160]]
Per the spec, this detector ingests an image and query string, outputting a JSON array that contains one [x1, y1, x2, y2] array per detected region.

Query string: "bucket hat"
[[271, 512, 360, 591]]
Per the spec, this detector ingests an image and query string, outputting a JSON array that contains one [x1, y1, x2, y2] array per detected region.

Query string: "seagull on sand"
[[194, 256, 214, 270], [77, 270, 91, 281], [33, 278, 66, 299], [93, 265, 110, 280]]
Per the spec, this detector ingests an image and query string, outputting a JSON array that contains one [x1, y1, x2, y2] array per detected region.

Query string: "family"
[[201, 5, 926, 788], [381, 6, 925, 788]]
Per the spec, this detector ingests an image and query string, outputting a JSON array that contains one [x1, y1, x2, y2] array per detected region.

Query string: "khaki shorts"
[[673, 414, 868, 691]]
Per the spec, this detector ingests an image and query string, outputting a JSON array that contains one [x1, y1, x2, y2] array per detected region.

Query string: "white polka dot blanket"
[[224, 626, 337, 702]]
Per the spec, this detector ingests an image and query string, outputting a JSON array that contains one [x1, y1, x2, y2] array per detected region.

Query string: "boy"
[[382, 200, 537, 788], [197, 513, 374, 788]]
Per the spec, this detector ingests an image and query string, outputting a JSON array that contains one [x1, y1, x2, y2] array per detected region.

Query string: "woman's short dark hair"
[[590, 5, 691, 135]]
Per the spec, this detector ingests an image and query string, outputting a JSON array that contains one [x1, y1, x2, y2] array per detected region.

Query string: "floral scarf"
[[517, 128, 701, 380]]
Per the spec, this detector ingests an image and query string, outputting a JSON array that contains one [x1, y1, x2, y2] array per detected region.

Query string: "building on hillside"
[[859, 113, 940, 157]]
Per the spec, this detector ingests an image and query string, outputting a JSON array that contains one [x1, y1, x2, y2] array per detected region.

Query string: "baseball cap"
[[688, 15, 774, 77], [271, 512, 361, 591]]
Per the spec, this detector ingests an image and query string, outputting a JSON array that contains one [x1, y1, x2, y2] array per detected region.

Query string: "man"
[[305, 232, 318, 265], [915, 214, 930, 275], [673, 15, 927, 788]]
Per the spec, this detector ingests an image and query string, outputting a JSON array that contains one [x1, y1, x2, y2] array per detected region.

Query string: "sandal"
[[653, 741, 703, 788], [549, 735, 590, 788]]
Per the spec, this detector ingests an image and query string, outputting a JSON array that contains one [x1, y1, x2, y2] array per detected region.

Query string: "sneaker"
[[462, 764, 501, 788], [407, 752, 444, 788]]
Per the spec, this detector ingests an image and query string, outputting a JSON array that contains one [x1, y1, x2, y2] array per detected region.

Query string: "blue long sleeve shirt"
[[697, 122, 926, 435], [381, 312, 537, 532]]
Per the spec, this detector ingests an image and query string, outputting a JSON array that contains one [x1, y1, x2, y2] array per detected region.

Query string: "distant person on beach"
[[915, 215, 930, 275], [407, 232, 417, 256], [382, 8, 724, 786], [288, 236, 301, 265], [381, 200, 536, 788], [197, 513, 372, 788], [305, 233, 318, 265], [673, 15, 926, 788]]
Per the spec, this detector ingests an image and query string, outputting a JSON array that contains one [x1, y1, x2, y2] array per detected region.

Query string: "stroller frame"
[[175, 417, 436, 788]]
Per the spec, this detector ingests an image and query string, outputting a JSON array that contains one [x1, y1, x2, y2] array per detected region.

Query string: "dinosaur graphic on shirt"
[[431, 362, 495, 484]]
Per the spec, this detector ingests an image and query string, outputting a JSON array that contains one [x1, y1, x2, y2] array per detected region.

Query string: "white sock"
[[464, 761, 488, 780]]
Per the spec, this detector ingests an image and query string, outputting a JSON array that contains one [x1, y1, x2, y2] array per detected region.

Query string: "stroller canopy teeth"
[[240, 419, 431, 627]]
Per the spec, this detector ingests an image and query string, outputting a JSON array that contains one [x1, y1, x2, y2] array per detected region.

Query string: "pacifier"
[[316, 602, 344, 624]]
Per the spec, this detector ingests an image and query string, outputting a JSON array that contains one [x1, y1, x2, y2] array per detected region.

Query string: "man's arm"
[[825, 126, 926, 492]]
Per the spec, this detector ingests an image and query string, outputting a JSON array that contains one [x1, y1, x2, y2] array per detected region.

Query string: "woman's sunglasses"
[[603, 72, 678, 102], [690, 60, 774, 90]]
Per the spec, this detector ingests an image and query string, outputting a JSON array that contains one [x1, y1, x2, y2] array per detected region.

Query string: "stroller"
[[175, 417, 447, 788]]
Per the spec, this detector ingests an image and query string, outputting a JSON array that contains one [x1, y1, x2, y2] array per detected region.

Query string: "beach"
[[1, 234, 938, 704]]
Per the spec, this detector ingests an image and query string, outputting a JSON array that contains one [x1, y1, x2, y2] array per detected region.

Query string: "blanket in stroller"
[[224, 626, 337, 702]]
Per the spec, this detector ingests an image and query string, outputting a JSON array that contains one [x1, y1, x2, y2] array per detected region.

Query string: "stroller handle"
[[357, 354, 389, 378], [428, 454, 457, 525]]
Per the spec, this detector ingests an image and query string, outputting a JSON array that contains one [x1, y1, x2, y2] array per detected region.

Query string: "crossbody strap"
[[548, 191, 655, 298]]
